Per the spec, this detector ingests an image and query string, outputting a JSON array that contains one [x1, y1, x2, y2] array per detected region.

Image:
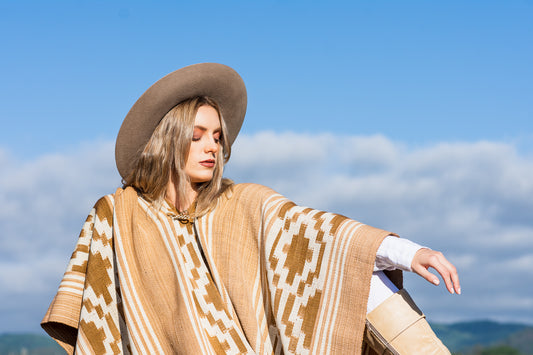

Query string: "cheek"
[[186, 144, 200, 161]]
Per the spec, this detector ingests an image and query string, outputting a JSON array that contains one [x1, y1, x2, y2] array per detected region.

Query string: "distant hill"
[[0, 333, 63, 355], [432, 320, 533, 355], [1, 320, 532, 354], [504, 327, 533, 355]]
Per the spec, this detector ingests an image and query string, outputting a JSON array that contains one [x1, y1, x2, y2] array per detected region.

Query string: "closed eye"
[[214, 132, 222, 144]]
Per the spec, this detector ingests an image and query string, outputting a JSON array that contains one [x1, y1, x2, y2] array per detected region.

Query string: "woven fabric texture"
[[42, 183, 399, 354]]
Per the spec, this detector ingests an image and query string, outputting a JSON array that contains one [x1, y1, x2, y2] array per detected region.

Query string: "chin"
[[191, 175, 215, 184]]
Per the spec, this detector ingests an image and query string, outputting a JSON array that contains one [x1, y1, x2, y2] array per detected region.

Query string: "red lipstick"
[[200, 159, 215, 168]]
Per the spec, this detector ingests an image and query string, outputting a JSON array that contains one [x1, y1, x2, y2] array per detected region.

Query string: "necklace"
[[174, 210, 193, 223], [170, 200, 197, 224]]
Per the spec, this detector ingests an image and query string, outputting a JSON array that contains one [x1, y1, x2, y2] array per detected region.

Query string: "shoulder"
[[227, 183, 285, 203], [91, 195, 114, 220], [93, 194, 115, 209], [232, 183, 278, 196], [217, 183, 291, 213], [91, 187, 129, 219], [215, 183, 280, 209]]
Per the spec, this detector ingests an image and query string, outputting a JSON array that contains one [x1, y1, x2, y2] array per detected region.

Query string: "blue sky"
[[1, 0, 532, 333], [2, 1, 532, 157]]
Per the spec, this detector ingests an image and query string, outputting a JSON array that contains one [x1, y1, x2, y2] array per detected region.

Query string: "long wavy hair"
[[123, 96, 233, 215]]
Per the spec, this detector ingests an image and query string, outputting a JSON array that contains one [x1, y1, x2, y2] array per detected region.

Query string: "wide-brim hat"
[[115, 63, 247, 179]]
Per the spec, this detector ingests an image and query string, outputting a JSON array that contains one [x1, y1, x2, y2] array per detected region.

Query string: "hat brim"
[[115, 63, 247, 179]]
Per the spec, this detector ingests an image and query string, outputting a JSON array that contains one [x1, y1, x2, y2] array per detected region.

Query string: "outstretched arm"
[[375, 236, 461, 295]]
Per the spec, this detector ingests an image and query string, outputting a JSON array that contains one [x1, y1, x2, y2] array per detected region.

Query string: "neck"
[[166, 180, 198, 212]]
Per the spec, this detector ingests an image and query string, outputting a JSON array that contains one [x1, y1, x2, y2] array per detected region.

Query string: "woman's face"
[[184, 105, 221, 184]]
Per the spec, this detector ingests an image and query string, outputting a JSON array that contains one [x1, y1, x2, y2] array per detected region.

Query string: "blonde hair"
[[124, 96, 233, 215]]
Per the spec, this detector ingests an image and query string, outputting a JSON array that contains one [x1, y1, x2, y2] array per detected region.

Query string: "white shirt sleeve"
[[374, 235, 425, 272]]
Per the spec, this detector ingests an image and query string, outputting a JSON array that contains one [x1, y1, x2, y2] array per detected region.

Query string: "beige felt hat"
[[115, 63, 247, 179]]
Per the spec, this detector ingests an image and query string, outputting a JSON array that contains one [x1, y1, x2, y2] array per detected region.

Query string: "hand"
[[411, 248, 461, 294]]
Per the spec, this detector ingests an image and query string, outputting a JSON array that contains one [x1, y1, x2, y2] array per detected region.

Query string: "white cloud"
[[229, 132, 533, 324], [1, 132, 532, 332], [0, 141, 121, 332]]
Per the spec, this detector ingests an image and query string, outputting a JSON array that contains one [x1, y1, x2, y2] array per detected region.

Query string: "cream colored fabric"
[[365, 289, 451, 355], [42, 183, 401, 354]]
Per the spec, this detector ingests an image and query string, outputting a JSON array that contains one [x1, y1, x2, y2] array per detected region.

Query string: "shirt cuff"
[[374, 235, 425, 272]]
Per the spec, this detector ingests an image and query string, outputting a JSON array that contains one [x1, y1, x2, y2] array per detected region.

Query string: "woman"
[[42, 63, 459, 354]]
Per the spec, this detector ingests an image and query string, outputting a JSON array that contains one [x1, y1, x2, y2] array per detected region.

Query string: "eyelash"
[[191, 136, 222, 143]]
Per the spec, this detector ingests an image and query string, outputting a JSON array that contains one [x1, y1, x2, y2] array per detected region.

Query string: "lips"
[[199, 159, 215, 168]]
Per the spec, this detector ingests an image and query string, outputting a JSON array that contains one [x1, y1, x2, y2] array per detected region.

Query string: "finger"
[[412, 264, 440, 286], [451, 270, 461, 294], [418, 251, 454, 294], [437, 256, 461, 294], [429, 258, 455, 294]]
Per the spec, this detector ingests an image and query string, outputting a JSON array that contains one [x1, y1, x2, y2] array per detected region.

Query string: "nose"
[[205, 136, 219, 154]]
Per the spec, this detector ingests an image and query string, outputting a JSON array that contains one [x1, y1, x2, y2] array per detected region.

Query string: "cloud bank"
[[1, 132, 532, 332]]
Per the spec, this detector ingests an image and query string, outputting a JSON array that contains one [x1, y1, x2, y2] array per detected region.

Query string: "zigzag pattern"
[[265, 202, 348, 354], [172, 221, 251, 354], [77, 195, 129, 354], [42, 184, 391, 354]]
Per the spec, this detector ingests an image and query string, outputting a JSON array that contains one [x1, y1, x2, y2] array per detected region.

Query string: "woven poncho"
[[42, 183, 400, 354]]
